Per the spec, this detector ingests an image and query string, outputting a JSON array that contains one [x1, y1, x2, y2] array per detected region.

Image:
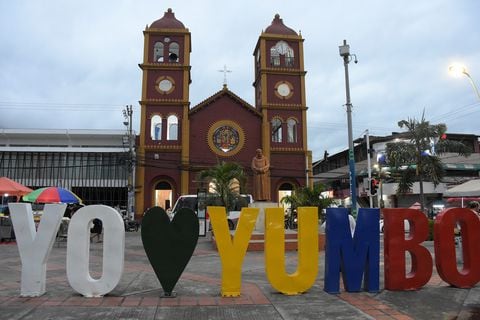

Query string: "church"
[[135, 9, 313, 215]]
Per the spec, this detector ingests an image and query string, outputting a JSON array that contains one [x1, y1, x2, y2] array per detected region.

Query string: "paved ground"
[[1, 231, 480, 320]]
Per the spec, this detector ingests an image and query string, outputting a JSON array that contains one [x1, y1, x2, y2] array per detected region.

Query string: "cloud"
[[1, 0, 479, 161]]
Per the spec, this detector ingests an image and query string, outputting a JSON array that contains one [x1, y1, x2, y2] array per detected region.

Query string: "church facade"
[[135, 9, 313, 215]]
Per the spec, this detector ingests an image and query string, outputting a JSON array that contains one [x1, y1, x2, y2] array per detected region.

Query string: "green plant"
[[281, 183, 336, 222], [427, 219, 435, 241], [199, 161, 246, 212], [386, 112, 471, 212]]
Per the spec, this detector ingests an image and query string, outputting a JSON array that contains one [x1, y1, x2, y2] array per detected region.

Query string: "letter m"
[[324, 207, 380, 293]]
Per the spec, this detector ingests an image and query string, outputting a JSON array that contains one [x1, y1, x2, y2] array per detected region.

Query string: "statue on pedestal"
[[251, 149, 271, 201]]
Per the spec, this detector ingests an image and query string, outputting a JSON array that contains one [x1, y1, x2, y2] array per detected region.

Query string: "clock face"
[[158, 79, 173, 92], [277, 83, 290, 97], [274, 81, 293, 99]]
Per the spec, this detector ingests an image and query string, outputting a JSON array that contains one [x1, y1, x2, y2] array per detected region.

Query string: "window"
[[167, 115, 178, 140], [151, 115, 162, 140], [154, 42, 164, 62], [168, 42, 179, 62], [270, 41, 294, 67], [285, 46, 294, 67], [271, 118, 282, 143], [270, 47, 280, 66], [287, 118, 298, 143]]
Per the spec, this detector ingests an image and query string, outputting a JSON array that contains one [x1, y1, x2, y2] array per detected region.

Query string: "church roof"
[[264, 14, 297, 35], [190, 85, 262, 117], [150, 8, 186, 29]]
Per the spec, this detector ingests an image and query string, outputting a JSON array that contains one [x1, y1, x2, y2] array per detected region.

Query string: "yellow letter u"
[[265, 207, 318, 295]]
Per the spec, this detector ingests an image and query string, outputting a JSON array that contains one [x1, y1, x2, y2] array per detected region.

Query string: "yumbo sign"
[[8, 203, 480, 298]]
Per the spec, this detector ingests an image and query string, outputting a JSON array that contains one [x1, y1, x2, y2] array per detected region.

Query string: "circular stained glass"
[[213, 125, 240, 153]]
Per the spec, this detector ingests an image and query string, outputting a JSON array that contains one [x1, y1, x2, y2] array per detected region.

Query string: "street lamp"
[[448, 63, 480, 101], [339, 39, 358, 216], [361, 129, 373, 208]]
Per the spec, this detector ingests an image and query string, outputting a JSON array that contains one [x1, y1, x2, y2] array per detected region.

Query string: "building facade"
[[313, 132, 480, 211], [0, 129, 132, 208], [136, 9, 313, 215]]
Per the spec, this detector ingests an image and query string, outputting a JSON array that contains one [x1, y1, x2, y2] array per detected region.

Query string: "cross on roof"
[[218, 65, 232, 86]]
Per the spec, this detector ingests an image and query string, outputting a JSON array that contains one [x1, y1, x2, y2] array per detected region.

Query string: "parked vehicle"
[[124, 219, 139, 232], [171, 194, 253, 230], [284, 209, 297, 229]]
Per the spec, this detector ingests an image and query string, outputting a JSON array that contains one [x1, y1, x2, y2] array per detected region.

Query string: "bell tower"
[[253, 14, 312, 190], [136, 8, 192, 215]]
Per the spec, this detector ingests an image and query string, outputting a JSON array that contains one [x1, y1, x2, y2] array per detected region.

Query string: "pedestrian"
[[90, 218, 103, 242]]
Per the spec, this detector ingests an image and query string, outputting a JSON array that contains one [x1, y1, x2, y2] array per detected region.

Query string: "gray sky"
[[1, 0, 479, 159]]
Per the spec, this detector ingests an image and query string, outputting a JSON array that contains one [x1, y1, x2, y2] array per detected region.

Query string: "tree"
[[199, 161, 247, 212], [385, 113, 471, 213], [281, 183, 336, 222]]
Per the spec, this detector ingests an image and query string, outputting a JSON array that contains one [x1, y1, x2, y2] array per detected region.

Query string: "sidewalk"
[[1, 232, 480, 320]]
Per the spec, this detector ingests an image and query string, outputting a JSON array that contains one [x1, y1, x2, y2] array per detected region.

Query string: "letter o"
[[66, 205, 125, 297]]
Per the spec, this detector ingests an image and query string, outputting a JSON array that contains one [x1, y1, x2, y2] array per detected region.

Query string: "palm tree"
[[199, 161, 246, 212], [385, 113, 471, 213], [281, 184, 336, 222]]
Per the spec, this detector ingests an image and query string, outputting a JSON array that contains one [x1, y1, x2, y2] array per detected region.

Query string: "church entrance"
[[278, 182, 294, 209], [154, 181, 173, 211]]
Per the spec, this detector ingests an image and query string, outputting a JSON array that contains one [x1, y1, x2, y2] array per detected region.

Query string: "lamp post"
[[339, 40, 358, 216], [123, 105, 135, 220], [448, 63, 480, 101], [362, 129, 373, 208]]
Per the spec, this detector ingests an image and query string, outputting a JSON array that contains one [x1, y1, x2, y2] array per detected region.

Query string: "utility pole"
[[123, 105, 135, 220], [339, 40, 358, 216], [365, 130, 373, 208]]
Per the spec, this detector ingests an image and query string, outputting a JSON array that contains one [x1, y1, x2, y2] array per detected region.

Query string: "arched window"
[[167, 115, 178, 140], [271, 118, 282, 143], [287, 118, 298, 143], [270, 46, 280, 66], [154, 42, 164, 62], [151, 115, 162, 140], [271, 41, 294, 67], [168, 42, 179, 62]]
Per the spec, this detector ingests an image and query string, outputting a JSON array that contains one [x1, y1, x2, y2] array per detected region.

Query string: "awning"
[[446, 197, 480, 203], [443, 179, 480, 197], [443, 163, 480, 171]]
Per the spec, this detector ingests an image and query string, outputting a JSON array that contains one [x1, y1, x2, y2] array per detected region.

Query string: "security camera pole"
[[339, 39, 357, 216]]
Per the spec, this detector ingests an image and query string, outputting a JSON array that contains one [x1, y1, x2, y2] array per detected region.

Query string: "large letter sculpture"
[[141, 207, 199, 297], [209, 206, 259, 297], [434, 208, 480, 288], [383, 208, 432, 290], [265, 207, 318, 295], [324, 207, 380, 293], [9, 203, 66, 297], [67, 205, 125, 297]]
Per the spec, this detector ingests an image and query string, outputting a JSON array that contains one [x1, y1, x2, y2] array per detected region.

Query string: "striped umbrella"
[[22, 187, 82, 204]]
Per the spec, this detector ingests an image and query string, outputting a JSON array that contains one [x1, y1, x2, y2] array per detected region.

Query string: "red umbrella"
[[0, 177, 33, 197]]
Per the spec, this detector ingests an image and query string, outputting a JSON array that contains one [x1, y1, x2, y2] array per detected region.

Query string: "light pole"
[[339, 39, 358, 216], [448, 63, 480, 101], [361, 129, 373, 208], [123, 105, 135, 220]]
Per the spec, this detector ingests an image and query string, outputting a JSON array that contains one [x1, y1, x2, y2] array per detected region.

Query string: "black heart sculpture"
[[141, 206, 199, 295]]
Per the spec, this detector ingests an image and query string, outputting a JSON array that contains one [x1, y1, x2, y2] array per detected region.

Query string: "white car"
[[171, 194, 253, 230]]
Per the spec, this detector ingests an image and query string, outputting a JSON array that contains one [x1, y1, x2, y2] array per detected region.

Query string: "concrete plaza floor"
[[1, 231, 480, 319]]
